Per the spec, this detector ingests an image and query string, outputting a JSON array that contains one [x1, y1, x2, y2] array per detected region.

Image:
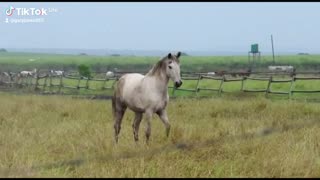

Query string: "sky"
[[1, 2, 320, 54]]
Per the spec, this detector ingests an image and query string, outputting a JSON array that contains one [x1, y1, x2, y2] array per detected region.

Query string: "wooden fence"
[[0, 72, 118, 94], [1, 71, 320, 99], [172, 74, 320, 98]]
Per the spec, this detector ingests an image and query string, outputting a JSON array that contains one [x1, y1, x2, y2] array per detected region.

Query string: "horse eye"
[[168, 66, 172, 69]]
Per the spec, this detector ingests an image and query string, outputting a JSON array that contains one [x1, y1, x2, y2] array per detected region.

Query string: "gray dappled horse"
[[112, 52, 183, 143]]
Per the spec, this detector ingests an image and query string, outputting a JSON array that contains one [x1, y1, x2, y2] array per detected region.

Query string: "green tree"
[[78, 64, 91, 78]]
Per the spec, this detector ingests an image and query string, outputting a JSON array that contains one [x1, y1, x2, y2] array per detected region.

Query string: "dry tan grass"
[[0, 92, 319, 177]]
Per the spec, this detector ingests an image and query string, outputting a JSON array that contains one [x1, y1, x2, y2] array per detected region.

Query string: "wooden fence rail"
[[1, 71, 320, 99]]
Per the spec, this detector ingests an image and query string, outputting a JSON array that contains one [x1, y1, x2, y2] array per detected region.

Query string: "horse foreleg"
[[144, 111, 153, 144], [156, 109, 171, 138], [132, 112, 143, 142]]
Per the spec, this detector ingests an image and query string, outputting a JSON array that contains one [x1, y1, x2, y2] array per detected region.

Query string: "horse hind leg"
[[132, 112, 143, 142], [112, 96, 127, 143]]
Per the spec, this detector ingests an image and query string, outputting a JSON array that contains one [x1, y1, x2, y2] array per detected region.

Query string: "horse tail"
[[112, 90, 117, 117], [111, 76, 126, 117], [112, 78, 121, 117]]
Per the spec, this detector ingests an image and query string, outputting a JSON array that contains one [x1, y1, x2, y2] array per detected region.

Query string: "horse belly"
[[123, 89, 145, 112], [123, 89, 167, 113], [139, 92, 168, 112], [154, 99, 168, 112]]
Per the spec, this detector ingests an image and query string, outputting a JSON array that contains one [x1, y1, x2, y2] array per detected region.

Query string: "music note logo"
[[5, 6, 15, 16]]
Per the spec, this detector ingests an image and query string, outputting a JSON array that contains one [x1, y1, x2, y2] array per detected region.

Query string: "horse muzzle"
[[174, 81, 183, 88]]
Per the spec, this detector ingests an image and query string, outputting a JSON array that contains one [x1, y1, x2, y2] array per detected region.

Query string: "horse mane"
[[146, 55, 180, 77], [146, 56, 168, 76]]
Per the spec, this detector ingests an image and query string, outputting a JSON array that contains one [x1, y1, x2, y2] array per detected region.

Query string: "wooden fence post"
[[195, 74, 202, 96], [77, 76, 81, 89], [58, 74, 63, 94], [27, 76, 31, 90], [26, 76, 31, 90], [30, 76, 34, 89], [241, 76, 246, 91], [43, 75, 48, 92], [8, 74, 12, 88], [49, 73, 53, 93], [265, 76, 273, 97], [30, 75, 34, 88], [218, 76, 225, 96], [34, 74, 39, 91], [85, 77, 90, 89], [289, 76, 295, 99]]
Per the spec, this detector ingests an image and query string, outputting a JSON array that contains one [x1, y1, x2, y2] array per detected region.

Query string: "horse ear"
[[168, 53, 172, 59], [176, 51, 181, 58]]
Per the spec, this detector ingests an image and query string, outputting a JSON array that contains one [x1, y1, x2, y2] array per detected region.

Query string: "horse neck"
[[145, 69, 169, 92]]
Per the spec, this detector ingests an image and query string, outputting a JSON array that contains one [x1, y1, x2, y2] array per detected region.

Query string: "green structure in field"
[[248, 43, 261, 64]]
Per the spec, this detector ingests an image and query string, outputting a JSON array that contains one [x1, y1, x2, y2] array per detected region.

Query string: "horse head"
[[165, 52, 182, 88]]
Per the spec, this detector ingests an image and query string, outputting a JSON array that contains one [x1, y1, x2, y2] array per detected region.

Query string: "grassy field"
[[1, 52, 320, 72], [0, 92, 320, 177]]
